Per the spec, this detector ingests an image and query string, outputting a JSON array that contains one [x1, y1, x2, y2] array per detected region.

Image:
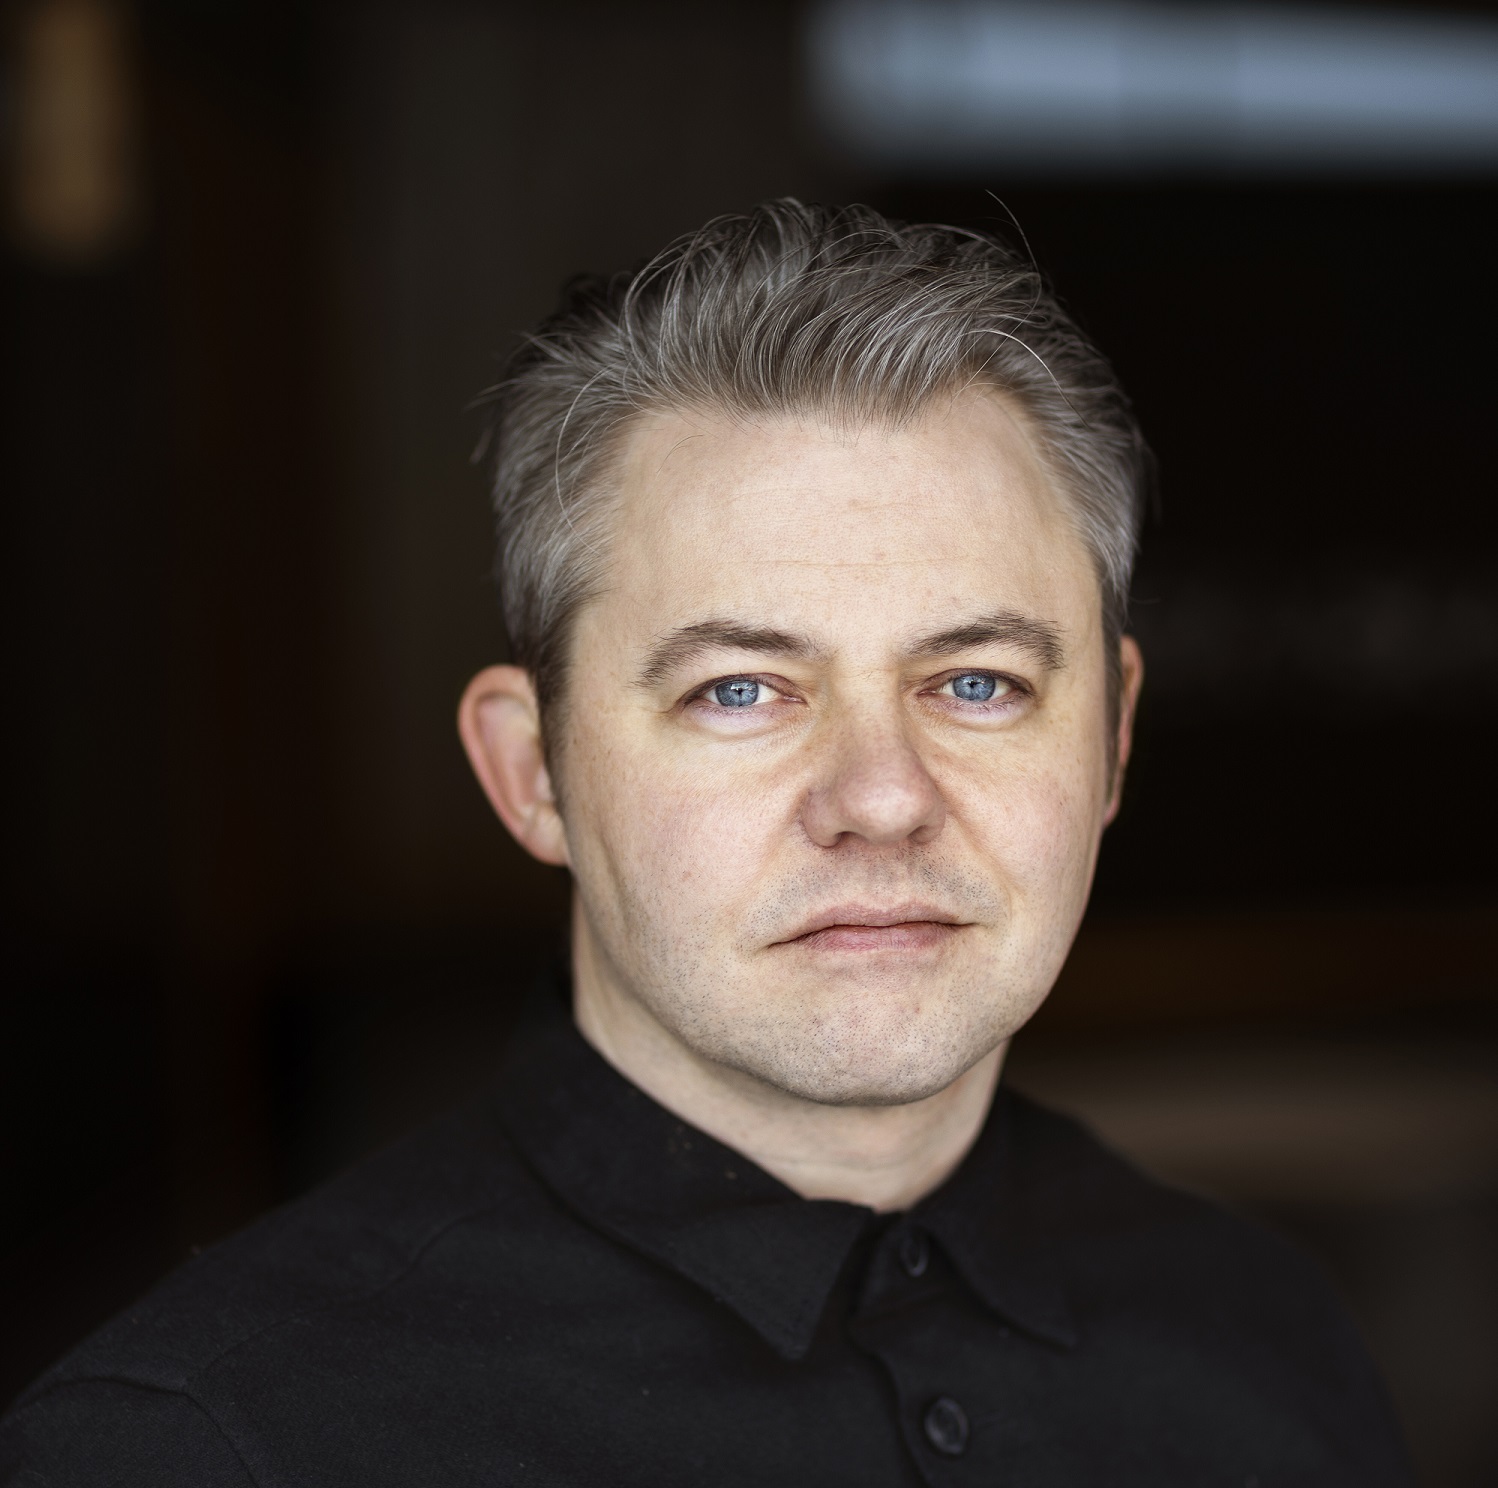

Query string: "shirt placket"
[[848, 1219, 1027, 1488]]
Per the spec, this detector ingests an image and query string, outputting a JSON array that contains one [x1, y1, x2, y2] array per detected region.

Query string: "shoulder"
[[1003, 1091, 1413, 1483], [0, 1380, 256, 1486], [1006, 1089, 1342, 1315], [3, 1106, 533, 1424]]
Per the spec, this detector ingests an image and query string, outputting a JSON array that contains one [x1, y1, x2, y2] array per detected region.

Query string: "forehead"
[[600, 389, 1097, 638]]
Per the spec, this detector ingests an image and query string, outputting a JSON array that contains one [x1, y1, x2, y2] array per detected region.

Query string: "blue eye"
[[713, 679, 761, 708], [951, 673, 998, 702]]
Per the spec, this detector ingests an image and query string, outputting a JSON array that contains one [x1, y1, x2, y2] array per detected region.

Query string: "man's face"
[[556, 389, 1129, 1106]]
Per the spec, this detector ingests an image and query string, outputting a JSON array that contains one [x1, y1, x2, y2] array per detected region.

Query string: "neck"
[[570, 933, 1006, 1214]]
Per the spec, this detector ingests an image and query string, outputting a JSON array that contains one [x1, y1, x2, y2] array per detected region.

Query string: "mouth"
[[775, 904, 969, 954]]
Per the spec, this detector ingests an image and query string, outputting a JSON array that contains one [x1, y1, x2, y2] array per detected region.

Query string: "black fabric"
[[2, 983, 1413, 1486]]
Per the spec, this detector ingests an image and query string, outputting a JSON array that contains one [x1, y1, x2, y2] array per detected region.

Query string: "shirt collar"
[[912, 1086, 1078, 1349], [480, 977, 1075, 1360]]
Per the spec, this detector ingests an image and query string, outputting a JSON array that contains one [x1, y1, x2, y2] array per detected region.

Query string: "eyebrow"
[[906, 609, 1066, 671], [637, 620, 824, 687], [636, 607, 1066, 689]]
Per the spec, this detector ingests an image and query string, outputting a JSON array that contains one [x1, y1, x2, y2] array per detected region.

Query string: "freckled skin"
[[555, 391, 1129, 1114]]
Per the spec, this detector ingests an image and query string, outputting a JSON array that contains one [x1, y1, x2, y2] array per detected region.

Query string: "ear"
[[1102, 635, 1144, 827], [457, 665, 569, 867]]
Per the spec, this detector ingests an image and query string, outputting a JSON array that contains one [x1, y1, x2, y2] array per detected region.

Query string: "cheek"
[[955, 734, 1108, 904], [564, 719, 788, 922]]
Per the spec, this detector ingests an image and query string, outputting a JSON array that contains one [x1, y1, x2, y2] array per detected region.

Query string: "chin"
[[773, 1063, 972, 1109], [713, 994, 1009, 1109]]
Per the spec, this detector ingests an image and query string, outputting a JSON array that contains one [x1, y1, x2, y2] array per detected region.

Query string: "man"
[[2, 201, 1410, 1484]]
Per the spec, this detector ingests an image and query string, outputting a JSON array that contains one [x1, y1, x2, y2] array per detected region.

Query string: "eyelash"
[[684, 674, 792, 712], [932, 669, 1030, 704]]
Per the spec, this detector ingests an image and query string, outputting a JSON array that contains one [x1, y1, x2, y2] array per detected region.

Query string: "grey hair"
[[479, 199, 1148, 733]]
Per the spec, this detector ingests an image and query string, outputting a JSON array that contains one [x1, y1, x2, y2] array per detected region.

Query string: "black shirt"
[[2, 984, 1412, 1486]]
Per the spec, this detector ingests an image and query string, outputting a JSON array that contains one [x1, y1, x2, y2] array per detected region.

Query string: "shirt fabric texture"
[[1, 980, 1413, 1486]]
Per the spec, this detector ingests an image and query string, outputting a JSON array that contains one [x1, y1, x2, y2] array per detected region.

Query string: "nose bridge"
[[803, 694, 945, 848]]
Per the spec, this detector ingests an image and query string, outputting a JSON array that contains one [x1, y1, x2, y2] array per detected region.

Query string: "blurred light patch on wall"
[[808, 0, 1498, 175], [6, 0, 142, 263]]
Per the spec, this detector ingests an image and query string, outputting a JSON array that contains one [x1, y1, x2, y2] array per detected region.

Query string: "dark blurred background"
[[2, 0, 1495, 1480]]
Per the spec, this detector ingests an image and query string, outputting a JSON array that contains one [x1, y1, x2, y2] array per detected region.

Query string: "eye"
[[683, 672, 801, 730], [944, 672, 1010, 703], [712, 678, 764, 708]]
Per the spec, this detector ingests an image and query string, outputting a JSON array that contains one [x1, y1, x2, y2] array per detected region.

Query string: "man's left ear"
[[1103, 635, 1144, 826], [457, 666, 570, 867]]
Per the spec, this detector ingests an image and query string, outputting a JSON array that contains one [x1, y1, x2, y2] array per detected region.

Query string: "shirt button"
[[898, 1228, 929, 1278], [923, 1396, 969, 1457]]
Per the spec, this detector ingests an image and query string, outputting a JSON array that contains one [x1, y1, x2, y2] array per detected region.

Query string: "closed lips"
[[778, 905, 965, 943]]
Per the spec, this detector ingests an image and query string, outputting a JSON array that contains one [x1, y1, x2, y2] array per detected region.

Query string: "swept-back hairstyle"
[[480, 199, 1148, 730]]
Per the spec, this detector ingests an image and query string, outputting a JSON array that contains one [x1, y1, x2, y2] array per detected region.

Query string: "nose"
[[801, 714, 947, 848]]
